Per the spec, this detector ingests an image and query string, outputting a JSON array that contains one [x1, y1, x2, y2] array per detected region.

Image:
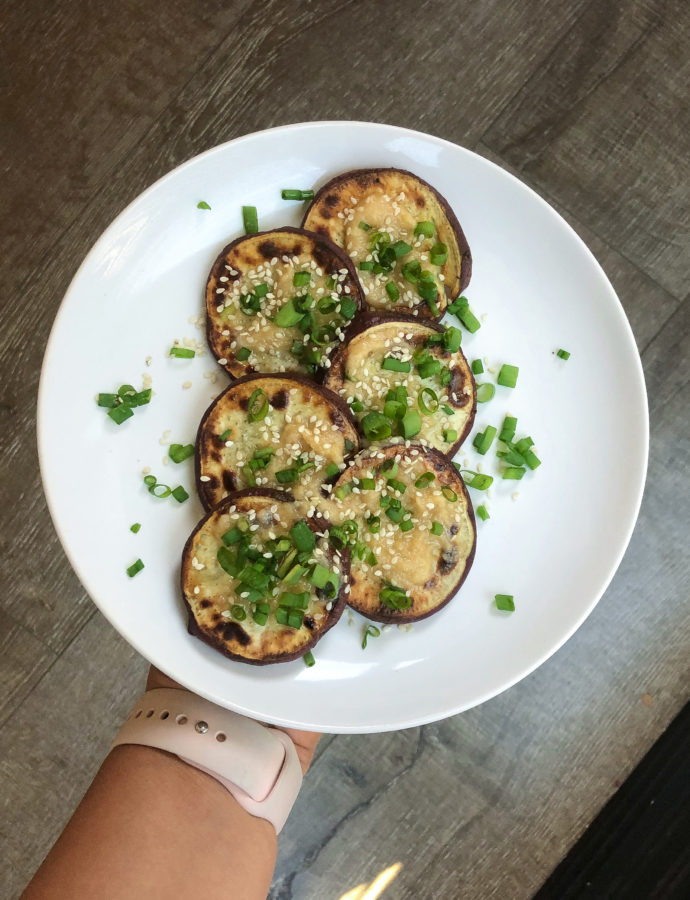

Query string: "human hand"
[[145, 666, 321, 775]]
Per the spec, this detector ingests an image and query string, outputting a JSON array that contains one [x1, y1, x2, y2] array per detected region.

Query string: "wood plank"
[[0, 611, 148, 900], [482, 0, 690, 300], [0, 609, 56, 728], [475, 142, 681, 351]]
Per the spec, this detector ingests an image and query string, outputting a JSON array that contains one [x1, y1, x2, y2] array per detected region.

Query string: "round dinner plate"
[[38, 122, 648, 733]]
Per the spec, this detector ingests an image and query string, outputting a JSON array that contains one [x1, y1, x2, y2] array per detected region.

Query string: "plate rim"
[[37, 120, 650, 732]]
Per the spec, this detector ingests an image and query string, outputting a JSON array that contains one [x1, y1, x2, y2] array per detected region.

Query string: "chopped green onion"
[[430, 521, 443, 536], [108, 405, 134, 425], [495, 594, 515, 612], [247, 388, 269, 423], [361, 412, 392, 441], [231, 604, 246, 621], [367, 514, 380, 533], [460, 470, 493, 490], [379, 585, 412, 610], [391, 240, 412, 258], [279, 591, 309, 609], [523, 449, 541, 470], [334, 482, 353, 500], [293, 271, 311, 287], [497, 364, 519, 388], [242, 205, 258, 234], [131, 388, 152, 406], [385, 281, 400, 302], [415, 472, 435, 488], [303, 650, 315, 667], [274, 299, 303, 328], [359, 260, 375, 271], [416, 357, 441, 380], [499, 416, 517, 443], [217, 546, 239, 577], [287, 610, 304, 629], [429, 242, 448, 266], [239, 292, 261, 316], [236, 347, 251, 362], [168, 443, 195, 464], [476, 383, 495, 403], [443, 326, 462, 352], [97, 393, 118, 408], [401, 409, 421, 438], [401, 260, 421, 283], [281, 189, 314, 201], [118, 384, 136, 402], [290, 520, 316, 553], [344, 439, 355, 452], [476, 505, 490, 521], [197, 200, 211, 209], [418, 387, 439, 416], [253, 610, 268, 627], [383, 399, 404, 420], [324, 462, 340, 479], [443, 429, 458, 443], [130, 522, 141, 534], [171, 486, 189, 503], [514, 436, 534, 454], [340, 296, 357, 319], [556, 348, 571, 360], [221, 527, 244, 546], [442, 404, 454, 415], [502, 466, 526, 480], [254, 283, 269, 298], [349, 398, 364, 413], [309, 565, 331, 590], [381, 356, 411, 373], [169, 346, 195, 359], [275, 468, 298, 484], [126, 558, 144, 578], [143, 475, 157, 487], [317, 296, 336, 314], [387, 478, 406, 494], [414, 221, 435, 237], [448, 297, 481, 332], [441, 486, 457, 502], [359, 477, 376, 490], [361, 623, 381, 649], [497, 448, 527, 466], [399, 519, 414, 533], [149, 483, 172, 498], [358, 221, 371, 231], [476, 425, 497, 455], [471, 359, 484, 375], [385, 505, 404, 524]]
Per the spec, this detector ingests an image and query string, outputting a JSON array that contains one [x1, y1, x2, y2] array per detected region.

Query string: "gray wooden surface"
[[1, 1, 688, 897]]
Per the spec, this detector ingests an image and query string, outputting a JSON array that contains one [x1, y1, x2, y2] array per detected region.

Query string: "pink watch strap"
[[111, 688, 302, 833]]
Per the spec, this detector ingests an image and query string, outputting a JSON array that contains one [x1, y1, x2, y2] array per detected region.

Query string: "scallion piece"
[[414, 221, 435, 237], [367, 514, 380, 533], [334, 482, 353, 500], [274, 299, 303, 328], [556, 348, 571, 360], [290, 520, 316, 553], [476, 383, 495, 403], [418, 387, 439, 416], [502, 466, 526, 480], [236, 347, 251, 361], [379, 585, 411, 610], [476, 426, 497, 455], [460, 470, 493, 491], [514, 436, 534, 454], [359, 260, 375, 271], [349, 398, 364, 413], [497, 364, 519, 388], [401, 409, 421, 439], [281, 189, 314, 201], [443, 326, 462, 352], [149, 483, 172, 498], [344, 439, 355, 452], [414, 472, 435, 488], [441, 486, 457, 502], [221, 527, 244, 546], [495, 594, 515, 612], [130, 522, 141, 534], [217, 546, 239, 577], [401, 260, 421, 283], [247, 388, 269, 423], [340, 296, 357, 319], [497, 448, 527, 467], [523, 449, 541, 470], [287, 610, 304, 629], [361, 623, 381, 649], [361, 412, 392, 441], [242, 205, 258, 234], [399, 519, 414, 533], [499, 416, 517, 443], [443, 429, 458, 443], [275, 468, 298, 484], [429, 242, 448, 266], [471, 359, 484, 375], [391, 240, 412, 258], [126, 558, 144, 578], [169, 347, 195, 359], [358, 221, 371, 231], [143, 474, 156, 487], [197, 200, 211, 210], [476, 505, 490, 521], [385, 506, 404, 524], [322, 464, 339, 481], [430, 521, 443, 536], [171, 485, 189, 503], [293, 271, 311, 287], [168, 443, 195, 464], [442, 404, 454, 415], [253, 610, 268, 627], [386, 281, 400, 302], [231, 604, 246, 621], [381, 356, 411, 373], [97, 393, 118, 408], [303, 650, 315, 667], [359, 477, 376, 491], [387, 477, 406, 494], [108, 405, 133, 425]]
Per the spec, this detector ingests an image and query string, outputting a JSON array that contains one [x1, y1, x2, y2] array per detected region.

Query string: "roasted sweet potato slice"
[[325, 444, 475, 623], [182, 489, 348, 665], [302, 168, 471, 320], [323, 313, 475, 456], [205, 227, 363, 379], [196, 374, 359, 509]]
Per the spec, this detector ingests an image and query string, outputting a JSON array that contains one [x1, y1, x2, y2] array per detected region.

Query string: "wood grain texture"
[[1, 0, 688, 898], [482, 0, 690, 300]]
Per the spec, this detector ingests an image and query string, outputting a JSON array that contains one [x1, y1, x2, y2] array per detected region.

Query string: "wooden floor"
[[1, 1, 688, 897]]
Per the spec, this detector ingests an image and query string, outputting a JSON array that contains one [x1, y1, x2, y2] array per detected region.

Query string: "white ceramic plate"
[[38, 122, 648, 733]]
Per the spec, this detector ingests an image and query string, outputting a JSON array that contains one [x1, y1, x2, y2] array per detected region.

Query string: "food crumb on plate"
[[511, 492, 519, 501], [641, 693, 654, 707], [142, 466, 151, 475], [182, 381, 192, 389]]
